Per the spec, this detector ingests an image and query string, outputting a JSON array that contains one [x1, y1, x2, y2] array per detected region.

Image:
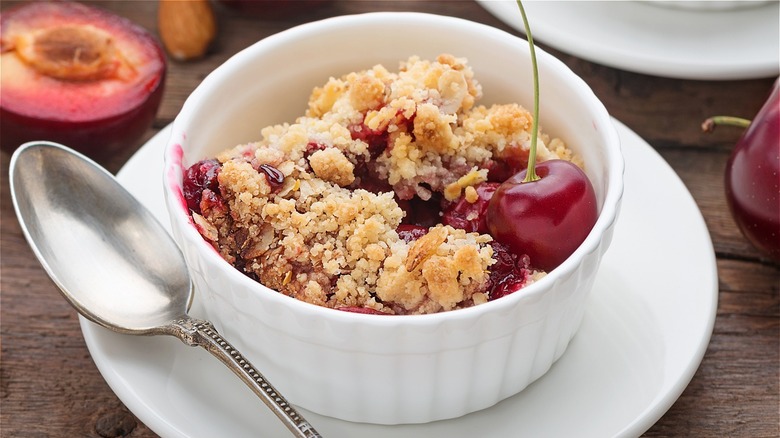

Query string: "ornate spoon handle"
[[163, 316, 322, 438]]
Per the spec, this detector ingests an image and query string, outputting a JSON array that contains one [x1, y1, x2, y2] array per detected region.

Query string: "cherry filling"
[[305, 141, 328, 156], [184, 138, 539, 308], [345, 124, 394, 195], [183, 159, 221, 214], [486, 241, 534, 300], [184, 159, 288, 214], [441, 182, 499, 233], [348, 123, 390, 159], [412, 184, 534, 301], [346, 111, 420, 196], [397, 194, 444, 228], [485, 146, 530, 182]]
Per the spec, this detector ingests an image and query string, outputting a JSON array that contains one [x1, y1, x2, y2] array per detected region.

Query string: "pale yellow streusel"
[[190, 54, 574, 314]]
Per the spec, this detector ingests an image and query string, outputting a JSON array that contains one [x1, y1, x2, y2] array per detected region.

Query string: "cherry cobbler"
[[182, 54, 581, 315]]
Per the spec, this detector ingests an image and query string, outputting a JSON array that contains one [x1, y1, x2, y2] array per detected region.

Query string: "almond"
[[158, 0, 216, 61], [405, 226, 448, 272]]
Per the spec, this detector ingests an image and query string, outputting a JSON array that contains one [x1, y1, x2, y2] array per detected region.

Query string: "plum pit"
[[14, 24, 129, 82]]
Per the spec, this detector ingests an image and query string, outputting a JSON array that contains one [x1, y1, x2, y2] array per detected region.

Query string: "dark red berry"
[[305, 141, 327, 156], [183, 159, 221, 214], [258, 163, 284, 188], [487, 159, 598, 272], [348, 123, 389, 159], [720, 81, 780, 261], [486, 241, 533, 300]]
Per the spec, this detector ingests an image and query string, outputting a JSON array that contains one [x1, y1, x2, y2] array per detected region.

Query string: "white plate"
[[477, 0, 779, 80], [81, 119, 717, 437]]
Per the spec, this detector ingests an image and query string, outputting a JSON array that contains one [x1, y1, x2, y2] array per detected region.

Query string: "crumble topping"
[[185, 54, 579, 315]]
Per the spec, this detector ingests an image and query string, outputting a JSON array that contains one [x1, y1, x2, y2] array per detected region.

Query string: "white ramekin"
[[163, 12, 623, 425]]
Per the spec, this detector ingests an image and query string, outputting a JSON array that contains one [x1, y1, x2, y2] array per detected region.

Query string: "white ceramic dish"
[[161, 12, 623, 424], [81, 118, 717, 437], [478, 0, 780, 80]]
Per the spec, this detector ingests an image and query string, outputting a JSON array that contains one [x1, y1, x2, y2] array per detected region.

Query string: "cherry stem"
[[701, 116, 752, 133], [516, 1, 540, 183]]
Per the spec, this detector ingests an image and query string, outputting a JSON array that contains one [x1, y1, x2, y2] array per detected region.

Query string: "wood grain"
[[1, 1, 777, 437]]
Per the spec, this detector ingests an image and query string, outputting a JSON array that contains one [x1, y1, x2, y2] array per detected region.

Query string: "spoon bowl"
[[10, 141, 191, 333], [9, 141, 320, 438]]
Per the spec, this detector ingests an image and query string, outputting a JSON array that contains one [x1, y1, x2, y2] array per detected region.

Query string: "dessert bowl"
[[163, 12, 623, 424]]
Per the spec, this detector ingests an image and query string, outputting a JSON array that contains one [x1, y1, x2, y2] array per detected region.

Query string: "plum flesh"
[[0, 1, 166, 159]]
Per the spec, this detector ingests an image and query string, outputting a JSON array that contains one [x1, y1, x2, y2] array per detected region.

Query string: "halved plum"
[[0, 1, 166, 160]]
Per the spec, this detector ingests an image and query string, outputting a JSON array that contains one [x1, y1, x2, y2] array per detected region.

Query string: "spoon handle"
[[165, 316, 322, 438]]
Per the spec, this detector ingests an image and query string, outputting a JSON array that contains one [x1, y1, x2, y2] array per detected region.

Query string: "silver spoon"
[[9, 141, 322, 438]]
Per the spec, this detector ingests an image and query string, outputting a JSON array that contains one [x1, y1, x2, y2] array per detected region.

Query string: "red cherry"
[[486, 159, 598, 272], [706, 79, 780, 261]]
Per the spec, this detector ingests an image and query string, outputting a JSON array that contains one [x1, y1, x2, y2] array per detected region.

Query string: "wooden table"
[[2, 1, 778, 437]]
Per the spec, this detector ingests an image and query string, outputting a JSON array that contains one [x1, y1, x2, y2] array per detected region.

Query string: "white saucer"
[[477, 0, 779, 80], [81, 119, 718, 437]]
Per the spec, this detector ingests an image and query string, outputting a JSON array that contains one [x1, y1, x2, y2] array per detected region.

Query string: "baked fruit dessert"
[[183, 54, 586, 315]]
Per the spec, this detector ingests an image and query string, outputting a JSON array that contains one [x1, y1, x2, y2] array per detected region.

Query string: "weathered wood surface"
[[1, 1, 777, 437]]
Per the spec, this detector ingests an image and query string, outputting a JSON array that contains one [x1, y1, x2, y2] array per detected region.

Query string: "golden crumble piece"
[[303, 281, 328, 307], [348, 71, 385, 112], [472, 292, 488, 306], [308, 147, 356, 187], [435, 53, 480, 112], [437, 69, 469, 114], [548, 137, 581, 167], [464, 186, 479, 203], [413, 102, 458, 154], [443, 167, 488, 201], [482, 103, 533, 139], [375, 269, 426, 311], [393, 55, 481, 114], [364, 100, 410, 132], [422, 257, 461, 310], [308, 77, 347, 117], [218, 160, 272, 208], [436, 53, 466, 70], [376, 226, 493, 313]]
